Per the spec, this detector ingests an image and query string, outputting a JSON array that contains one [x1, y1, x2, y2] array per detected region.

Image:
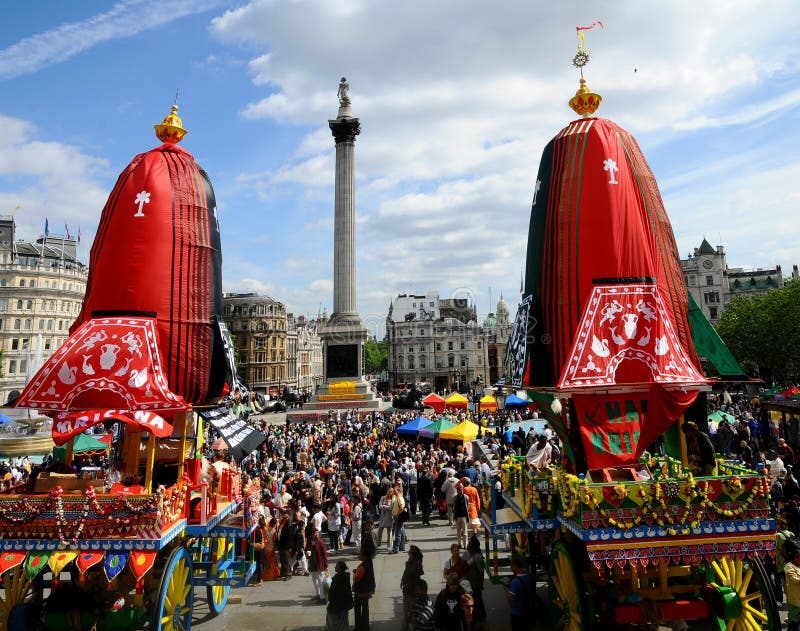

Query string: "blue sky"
[[1, 1, 798, 338]]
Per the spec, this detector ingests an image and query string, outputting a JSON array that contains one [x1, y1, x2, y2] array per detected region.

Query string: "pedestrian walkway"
[[195, 514, 515, 630]]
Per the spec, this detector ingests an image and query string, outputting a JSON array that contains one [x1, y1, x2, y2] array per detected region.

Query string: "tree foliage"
[[715, 279, 800, 385], [364, 339, 388, 375]]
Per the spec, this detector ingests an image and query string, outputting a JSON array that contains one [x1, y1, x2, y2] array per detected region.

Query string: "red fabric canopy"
[[519, 118, 698, 388], [51, 408, 173, 446], [559, 284, 706, 390], [71, 143, 226, 405], [15, 317, 187, 413]]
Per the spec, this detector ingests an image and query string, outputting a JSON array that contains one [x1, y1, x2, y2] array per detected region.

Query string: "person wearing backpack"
[[453, 484, 470, 549], [504, 556, 533, 631]]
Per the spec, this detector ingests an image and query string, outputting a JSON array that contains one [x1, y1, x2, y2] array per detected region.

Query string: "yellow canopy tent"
[[444, 392, 469, 410], [439, 419, 480, 442], [478, 395, 497, 411]]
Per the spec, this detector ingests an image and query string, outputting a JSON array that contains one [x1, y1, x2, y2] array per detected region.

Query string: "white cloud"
[[0, 0, 227, 81], [0, 114, 109, 243], [207, 0, 800, 322]]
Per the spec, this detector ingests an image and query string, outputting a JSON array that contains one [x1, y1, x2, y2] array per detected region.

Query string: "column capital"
[[329, 117, 361, 144]]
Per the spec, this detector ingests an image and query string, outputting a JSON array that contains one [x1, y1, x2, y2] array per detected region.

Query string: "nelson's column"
[[304, 78, 379, 413]]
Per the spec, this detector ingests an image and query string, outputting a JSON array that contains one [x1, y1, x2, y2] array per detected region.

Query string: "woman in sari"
[[253, 515, 281, 584]]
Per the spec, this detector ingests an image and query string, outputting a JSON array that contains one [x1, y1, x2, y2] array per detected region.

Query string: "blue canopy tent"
[[0, 414, 12, 425], [396, 416, 433, 438], [504, 394, 528, 408]]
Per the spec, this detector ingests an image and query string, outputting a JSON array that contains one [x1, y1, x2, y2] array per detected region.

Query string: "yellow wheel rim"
[[0, 567, 31, 631], [550, 542, 582, 631], [160, 555, 192, 631], [211, 538, 233, 606], [710, 557, 771, 631]]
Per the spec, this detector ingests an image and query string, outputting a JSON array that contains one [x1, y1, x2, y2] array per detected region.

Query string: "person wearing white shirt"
[[525, 435, 553, 471]]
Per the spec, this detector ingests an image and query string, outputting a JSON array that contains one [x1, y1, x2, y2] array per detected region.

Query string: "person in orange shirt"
[[460, 478, 482, 539]]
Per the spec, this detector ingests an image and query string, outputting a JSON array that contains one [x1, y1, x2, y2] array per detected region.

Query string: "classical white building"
[[293, 314, 324, 394], [0, 216, 88, 407], [681, 238, 797, 324], [386, 292, 489, 392]]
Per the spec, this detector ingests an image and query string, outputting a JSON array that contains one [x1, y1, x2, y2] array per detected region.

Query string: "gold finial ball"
[[154, 104, 188, 144], [568, 78, 602, 118]]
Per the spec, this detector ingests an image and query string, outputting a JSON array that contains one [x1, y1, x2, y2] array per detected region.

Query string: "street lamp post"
[[455, 368, 461, 393]]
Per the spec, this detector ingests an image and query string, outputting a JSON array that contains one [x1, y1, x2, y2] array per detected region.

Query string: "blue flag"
[[44, 218, 49, 237]]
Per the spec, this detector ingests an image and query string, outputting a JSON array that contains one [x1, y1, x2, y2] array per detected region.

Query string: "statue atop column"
[[337, 77, 351, 107]]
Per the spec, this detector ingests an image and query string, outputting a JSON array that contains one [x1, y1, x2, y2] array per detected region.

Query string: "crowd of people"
[[221, 404, 542, 630]]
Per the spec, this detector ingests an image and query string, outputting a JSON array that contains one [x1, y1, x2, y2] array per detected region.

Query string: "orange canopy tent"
[[422, 393, 446, 413], [444, 392, 469, 410]]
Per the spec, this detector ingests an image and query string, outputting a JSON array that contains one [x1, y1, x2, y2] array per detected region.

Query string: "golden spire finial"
[[569, 22, 603, 118], [154, 96, 187, 144]]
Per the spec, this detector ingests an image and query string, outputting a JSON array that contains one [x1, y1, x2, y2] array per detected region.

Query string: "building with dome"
[[386, 292, 488, 392], [680, 238, 797, 323], [484, 294, 513, 385]]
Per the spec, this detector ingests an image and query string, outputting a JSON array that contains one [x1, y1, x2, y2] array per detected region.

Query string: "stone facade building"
[[681, 238, 797, 324], [386, 292, 489, 392], [294, 315, 324, 395], [0, 217, 88, 406], [222, 293, 287, 397]]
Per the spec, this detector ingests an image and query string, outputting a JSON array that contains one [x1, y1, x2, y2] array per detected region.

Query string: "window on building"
[[19, 279, 24, 287], [271, 350, 277, 362], [0, 299, 4, 310], [420, 356, 426, 369], [26, 300, 32, 310], [58, 320, 63, 330], [16, 300, 22, 310], [8, 360, 15, 374], [0, 280, 5, 287], [709, 307, 718, 320], [40, 300, 46, 310], [47, 320, 53, 330], [38, 320, 44, 330], [408, 356, 415, 369], [750, 277, 756, 286], [460, 341, 465, 350], [412, 302, 416, 307], [430, 302, 434, 307], [24, 319, 31, 330], [461, 356, 467, 367], [44, 338, 51, 350], [11, 339, 18, 350], [706, 275, 713, 286], [49, 301, 54, 311], [448, 356, 455, 368], [19, 359, 27, 374], [448, 341, 453, 351], [477, 341, 482, 349], [703, 291, 720, 304], [436, 343, 441, 351], [29, 280, 35, 288], [14, 319, 20, 330]]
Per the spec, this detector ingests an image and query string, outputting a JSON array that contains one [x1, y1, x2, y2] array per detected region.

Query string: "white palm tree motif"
[[134, 190, 151, 217], [603, 158, 619, 184]]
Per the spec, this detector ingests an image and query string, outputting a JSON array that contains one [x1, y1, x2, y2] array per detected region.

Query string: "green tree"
[[364, 339, 388, 375], [716, 279, 800, 384]]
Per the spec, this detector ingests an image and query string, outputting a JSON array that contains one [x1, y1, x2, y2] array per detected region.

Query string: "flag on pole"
[[44, 219, 49, 237], [65, 223, 71, 239], [77, 226, 81, 244]]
